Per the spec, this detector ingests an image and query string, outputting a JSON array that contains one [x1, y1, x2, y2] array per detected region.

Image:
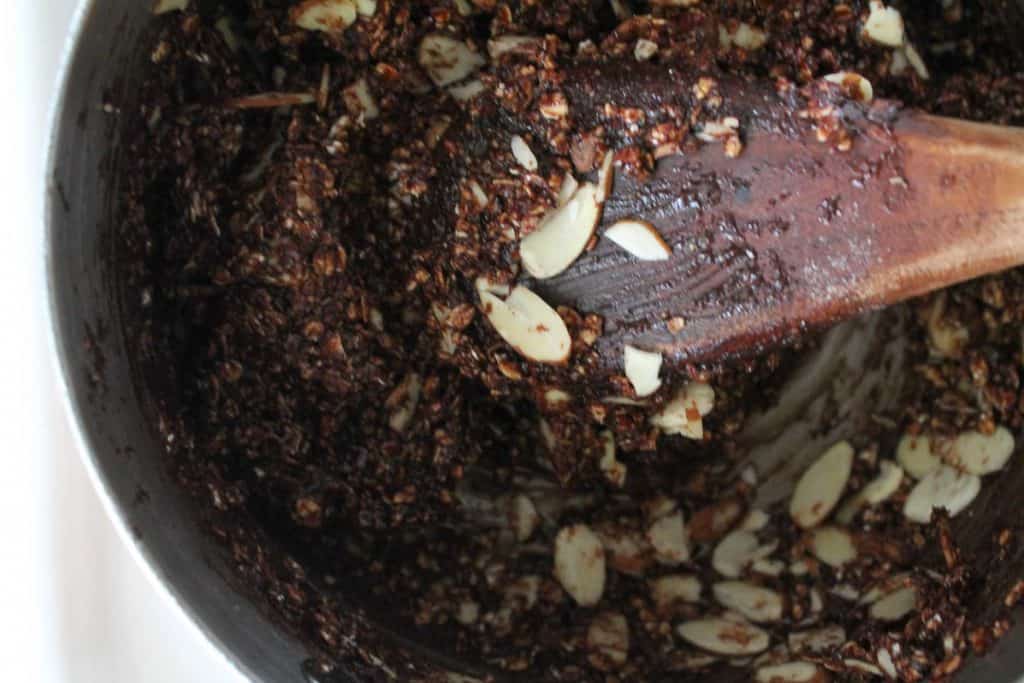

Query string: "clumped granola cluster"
[[120, 0, 1024, 680]]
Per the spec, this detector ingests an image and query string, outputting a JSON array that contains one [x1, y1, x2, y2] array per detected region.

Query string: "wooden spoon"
[[440, 61, 1024, 365]]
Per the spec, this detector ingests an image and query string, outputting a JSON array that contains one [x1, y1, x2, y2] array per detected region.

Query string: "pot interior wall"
[[47, 2, 315, 681]]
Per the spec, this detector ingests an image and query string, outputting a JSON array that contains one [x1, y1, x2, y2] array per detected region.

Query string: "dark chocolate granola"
[[118, 1, 1024, 681]]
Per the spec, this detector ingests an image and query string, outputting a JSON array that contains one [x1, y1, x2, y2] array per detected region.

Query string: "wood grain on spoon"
[[444, 61, 1024, 365]]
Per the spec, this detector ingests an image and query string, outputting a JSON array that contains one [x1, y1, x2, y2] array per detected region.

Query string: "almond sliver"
[[605, 220, 671, 261], [713, 581, 784, 623], [624, 345, 663, 397], [291, 0, 357, 32], [520, 183, 601, 279], [789, 441, 853, 529], [903, 465, 980, 523], [479, 285, 571, 364], [949, 426, 1014, 475], [677, 617, 770, 656], [418, 34, 486, 87]]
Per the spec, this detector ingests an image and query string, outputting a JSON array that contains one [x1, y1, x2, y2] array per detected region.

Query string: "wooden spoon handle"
[[873, 114, 1024, 305]]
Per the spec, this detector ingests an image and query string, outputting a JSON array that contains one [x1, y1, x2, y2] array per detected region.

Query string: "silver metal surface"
[[43, 1, 1024, 681], [44, 2, 314, 681]]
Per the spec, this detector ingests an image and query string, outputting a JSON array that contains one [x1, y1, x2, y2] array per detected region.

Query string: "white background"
[[6, 1, 246, 680]]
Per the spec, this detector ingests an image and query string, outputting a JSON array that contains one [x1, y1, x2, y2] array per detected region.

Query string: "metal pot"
[[45, 3, 315, 681], [44, 1, 1024, 681]]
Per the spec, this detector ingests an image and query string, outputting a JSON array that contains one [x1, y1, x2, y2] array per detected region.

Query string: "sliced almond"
[[418, 34, 486, 87], [862, 0, 905, 47], [831, 584, 861, 602], [507, 494, 539, 542], [949, 426, 1014, 475], [539, 92, 569, 119], [214, 17, 240, 51], [789, 441, 854, 529], [788, 625, 846, 654], [754, 662, 826, 683], [520, 183, 601, 279], [605, 220, 672, 261], [557, 173, 579, 207], [740, 466, 758, 486], [651, 382, 715, 439], [754, 647, 804, 671], [587, 612, 630, 671], [869, 586, 917, 621], [603, 396, 647, 406], [904, 43, 929, 80], [677, 617, 770, 656], [809, 587, 824, 615], [927, 291, 968, 357], [634, 38, 659, 61], [624, 345, 663, 397], [809, 526, 857, 568], [387, 373, 422, 432], [487, 34, 542, 59], [447, 674, 485, 683], [342, 78, 379, 123], [903, 465, 980, 523], [455, 601, 480, 625], [741, 509, 770, 532], [648, 511, 691, 565], [448, 79, 486, 102], [844, 659, 883, 676], [836, 460, 904, 524], [713, 582, 784, 623], [896, 433, 941, 479], [690, 498, 746, 542], [823, 72, 874, 103], [478, 285, 571, 364], [554, 524, 606, 606], [696, 118, 740, 143], [596, 151, 616, 203], [510, 135, 539, 172], [644, 495, 678, 521], [877, 648, 897, 678], [650, 574, 702, 609], [467, 179, 489, 208], [712, 529, 763, 578], [859, 573, 910, 606], [154, 0, 188, 13], [543, 388, 571, 407], [720, 23, 768, 51], [733, 23, 768, 50], [598, 526, 653, 577], [291, 0, 357, 32], [751, 559, 785, 577], [890, 47, 910, 76], [598, 431, 627, 488], [669, 651, 720, 671]]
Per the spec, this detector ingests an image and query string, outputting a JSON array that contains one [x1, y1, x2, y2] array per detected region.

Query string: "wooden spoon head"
[[432, 59, 1024, 368]]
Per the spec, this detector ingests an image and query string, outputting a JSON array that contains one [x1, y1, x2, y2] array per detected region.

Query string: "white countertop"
[[7, 1, 246, 680]]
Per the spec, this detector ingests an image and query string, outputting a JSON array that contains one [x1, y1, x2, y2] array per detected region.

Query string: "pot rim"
[[42, 2, 254, 680]]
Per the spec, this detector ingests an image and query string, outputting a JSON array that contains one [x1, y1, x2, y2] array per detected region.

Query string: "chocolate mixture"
[[119, 1, 1024, 681]]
